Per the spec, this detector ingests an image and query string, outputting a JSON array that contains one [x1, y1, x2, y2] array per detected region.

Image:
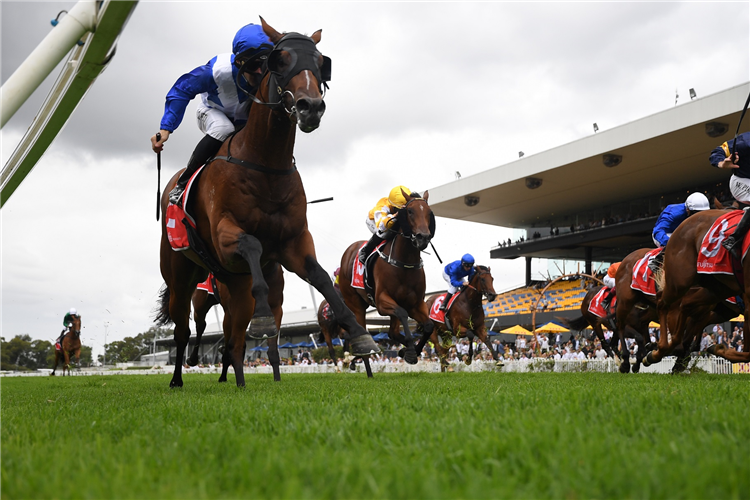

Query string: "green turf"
[[2, 372, 748, 499]]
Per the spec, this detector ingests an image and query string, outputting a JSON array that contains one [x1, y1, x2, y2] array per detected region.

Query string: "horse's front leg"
[[189, 292, 218, 366], [475, 326, 501, 365], [63, 350, 71, 376], [232, 233, 276, 340], [265, 263, 285, 382], [282, 235, 379, 356], [379, 298, 417, 365], [465, 329, 475, 365], [411, 305, 434, 357]]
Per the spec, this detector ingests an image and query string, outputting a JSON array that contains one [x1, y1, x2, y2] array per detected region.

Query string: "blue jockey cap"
[[232, 23, 272, 57], [461, 254, 475, 265]]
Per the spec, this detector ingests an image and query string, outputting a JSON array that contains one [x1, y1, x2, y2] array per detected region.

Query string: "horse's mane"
[[475, 265, 490, 272]]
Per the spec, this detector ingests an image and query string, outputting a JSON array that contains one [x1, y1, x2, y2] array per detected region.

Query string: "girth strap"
[[209, 155, 297, 175], [376, 247, 423, 269]]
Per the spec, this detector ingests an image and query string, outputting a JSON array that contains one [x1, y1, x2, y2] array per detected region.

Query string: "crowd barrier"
[[1, 356, 744, 377]]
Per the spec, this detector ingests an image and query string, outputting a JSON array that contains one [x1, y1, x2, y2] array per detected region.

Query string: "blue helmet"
[[232, 23, 272, 58], [461, 254, 475, 265]]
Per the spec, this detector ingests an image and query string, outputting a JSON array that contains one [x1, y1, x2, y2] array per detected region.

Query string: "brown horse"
[[317, 299, 343, 368], [559, 285, 619, 360], [415, 265, 500, 370], [338, 191, 435, 377], [646, 209, 749, 366], [154, 19, 378, 388], [51, 315, 81, 376]]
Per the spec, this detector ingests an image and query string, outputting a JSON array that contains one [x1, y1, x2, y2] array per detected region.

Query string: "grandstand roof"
[[428, 83, 750, 229]]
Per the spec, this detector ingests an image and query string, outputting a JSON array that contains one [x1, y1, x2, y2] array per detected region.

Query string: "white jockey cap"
[[685, 192, 710, 212], [69, 307, 77, 315]]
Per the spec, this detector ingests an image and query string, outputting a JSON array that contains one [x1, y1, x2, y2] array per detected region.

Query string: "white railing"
[[0, 356, 741, 377]]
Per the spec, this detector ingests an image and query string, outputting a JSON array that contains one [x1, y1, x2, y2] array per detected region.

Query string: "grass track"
[[2, 372, 748, 499]]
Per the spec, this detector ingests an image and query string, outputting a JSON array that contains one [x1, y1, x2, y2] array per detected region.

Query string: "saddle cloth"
[[350, 241, 386, 290], [697, 210, 750, 274], [630, 248, 662, 296], [587, 287, 617, 318], [196, 273, 215, 294], [321, 302, 334, 320], [166, 165, 205, 251], [428, 291, 462, 323]]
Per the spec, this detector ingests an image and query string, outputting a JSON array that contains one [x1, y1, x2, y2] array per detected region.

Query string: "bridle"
[[235, 32, 331, 117], [392, 197, 435, 248], [465, 267, 496, 301]]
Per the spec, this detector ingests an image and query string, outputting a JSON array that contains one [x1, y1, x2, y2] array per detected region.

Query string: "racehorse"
[[645, 209, 750, 366], [338, 190, 435, 377], [154, 19, 379, 388], [51, 315, 81, 376], [559, 285, 619, 360], [317, 299, 343, 368], [415, 265, 500, 370], [187, 275, 220, 367]]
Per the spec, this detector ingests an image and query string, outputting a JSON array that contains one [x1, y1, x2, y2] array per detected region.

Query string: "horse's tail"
[[153, 284, 173, 326], [654, 267, 665, 292], [558, 315, 589, 331]]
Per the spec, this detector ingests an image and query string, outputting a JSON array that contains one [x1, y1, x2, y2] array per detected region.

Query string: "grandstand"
[[484, 278, 589, 318]]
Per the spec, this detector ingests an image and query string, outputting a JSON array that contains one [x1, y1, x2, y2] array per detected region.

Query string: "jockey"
[[649, 192, 710, 271], [358, 186, 413, 264], [711, 132, 750, 258], [440, 254, 476, 311], [600, 262, 620, 310], [57, 308, 79, 346], [150, 23, 274, 207]]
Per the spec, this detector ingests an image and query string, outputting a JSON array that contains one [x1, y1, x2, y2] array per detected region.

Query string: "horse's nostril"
[[295, 99, 311, 113]]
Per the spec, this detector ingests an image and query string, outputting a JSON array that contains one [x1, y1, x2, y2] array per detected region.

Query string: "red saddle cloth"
[[55, 342, 62, 352], [630, 247, 662, 296], [588, 287, 617, 319], [697, 210, 750, 274], [321, 302, 333, 320], [166, 166, 204, 251], [350, 241, 386, 289], [428, 291, 462, 323], [196, 273, 215, 295]]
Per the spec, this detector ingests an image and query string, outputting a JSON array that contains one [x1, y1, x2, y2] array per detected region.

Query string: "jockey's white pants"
[[729, 174, 750, 204], [442, 270, 463, 294], [602, 275, 615, 289], [196, 104, 235, 142]]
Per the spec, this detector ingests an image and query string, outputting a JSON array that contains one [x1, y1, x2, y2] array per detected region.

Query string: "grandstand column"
[[585, 247, 592, 275], [525, 257, 531, 285]]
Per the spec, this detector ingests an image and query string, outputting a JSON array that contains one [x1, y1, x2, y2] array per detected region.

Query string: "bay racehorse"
[[338, 190, 435, 377], [645, 209, 749, 366], [317, 299, 343, 368], [52, 315, 81, 376], [154, 18, 379, 388], [415, 265, 500, 369], [559, 285, 619, 360]]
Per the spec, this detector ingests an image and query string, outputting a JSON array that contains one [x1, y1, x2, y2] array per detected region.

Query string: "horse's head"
[[260, 18, 329, 133], [471, 265, 497, 302], [395, 190, 434, 251], [70, 315, 81, 338]]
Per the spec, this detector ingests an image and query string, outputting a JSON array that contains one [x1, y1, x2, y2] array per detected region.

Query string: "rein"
[[377, 239, 423, 269]]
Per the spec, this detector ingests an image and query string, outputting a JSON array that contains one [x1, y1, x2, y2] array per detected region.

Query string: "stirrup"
[[168, 186, 184, 207]]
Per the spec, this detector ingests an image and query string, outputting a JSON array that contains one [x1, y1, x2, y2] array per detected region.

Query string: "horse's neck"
[[234, 84, 296, 169], [462, 281, 481, 306], [389, 235, 420, 262]]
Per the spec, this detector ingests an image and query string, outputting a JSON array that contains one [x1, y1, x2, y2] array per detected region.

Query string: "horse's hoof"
[[169, 379, 183, 388], [187, 355, 199, 367], [218, 377, 227, 383], [349, 361, 357, 371], [706, 344, 719, 356], [632, 364, 641, 374], [642, 352, 654, 367], [619, 362, 630, 374], [248, 316, 278, 340], [404, 348, 418, 365], [350, 334, 380, 356], [397, 348, 405, 358]]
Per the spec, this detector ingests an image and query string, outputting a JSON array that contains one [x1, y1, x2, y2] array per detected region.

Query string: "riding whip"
[[430, 241, 443, 264], [307, 197, 333, 204], [731, 90, 750, 159], [155, 132, 161, 221]]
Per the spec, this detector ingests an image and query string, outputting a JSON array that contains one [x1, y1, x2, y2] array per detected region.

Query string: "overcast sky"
[[2, 1, 748, 359]]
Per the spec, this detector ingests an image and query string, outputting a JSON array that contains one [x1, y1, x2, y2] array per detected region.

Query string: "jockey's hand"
[[385, 216, 398, 229], [151, 130, 170, 153], [719, 153, 740, 169]]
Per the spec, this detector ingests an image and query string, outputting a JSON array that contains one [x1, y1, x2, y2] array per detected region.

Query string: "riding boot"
[[440, 292, 454, 311], [647, 248, 664, 274], [358, 234, 384, 264], [722, 207, 750, 260], [169, 134, 224, 206]]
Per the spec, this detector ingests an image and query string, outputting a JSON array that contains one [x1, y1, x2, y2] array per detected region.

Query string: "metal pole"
[[1, 1, 97, 128]]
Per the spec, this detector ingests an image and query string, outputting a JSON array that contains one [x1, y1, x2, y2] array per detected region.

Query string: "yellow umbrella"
[[730, 314, 744, 322], [500, 325, 532, 335], [648, 321, 660, 328], [534, 322, 569, 333]]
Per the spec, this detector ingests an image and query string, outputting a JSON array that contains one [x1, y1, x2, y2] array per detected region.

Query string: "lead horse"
[[155, 18, 379, 388], [646, 209, 749, 366], [338, 191, 435, 377], [52, 315, 81, 376]]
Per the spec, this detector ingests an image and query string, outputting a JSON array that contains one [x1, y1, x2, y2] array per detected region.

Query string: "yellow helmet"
[[388, 186, 411, 208]]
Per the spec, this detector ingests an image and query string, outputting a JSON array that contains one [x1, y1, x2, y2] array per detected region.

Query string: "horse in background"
[[51, 315, 81, 376], [154, 19, 378, 388], [559, 285, 618, 360], [338, 190, 435, 377], [188, 274, 221, 367], [416, 265, 500, 370], [317, 299, 344, 369]]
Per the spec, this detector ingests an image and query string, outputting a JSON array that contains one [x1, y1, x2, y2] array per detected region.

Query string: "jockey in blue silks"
[[648, 192, 710, 271], [150, 23, 274, 206], [440, 254, 476, 310]]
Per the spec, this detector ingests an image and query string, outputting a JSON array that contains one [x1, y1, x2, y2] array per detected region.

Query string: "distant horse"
[[154, 19, 378, 388], [415, 265, 500, 370], [645, 209, 749, 366], [559, 285, 618, 360], [338, 190, 435, 377], [190, 270, 285, 383], [51, 315, 81, 376], [317, 299, 343, 368]]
